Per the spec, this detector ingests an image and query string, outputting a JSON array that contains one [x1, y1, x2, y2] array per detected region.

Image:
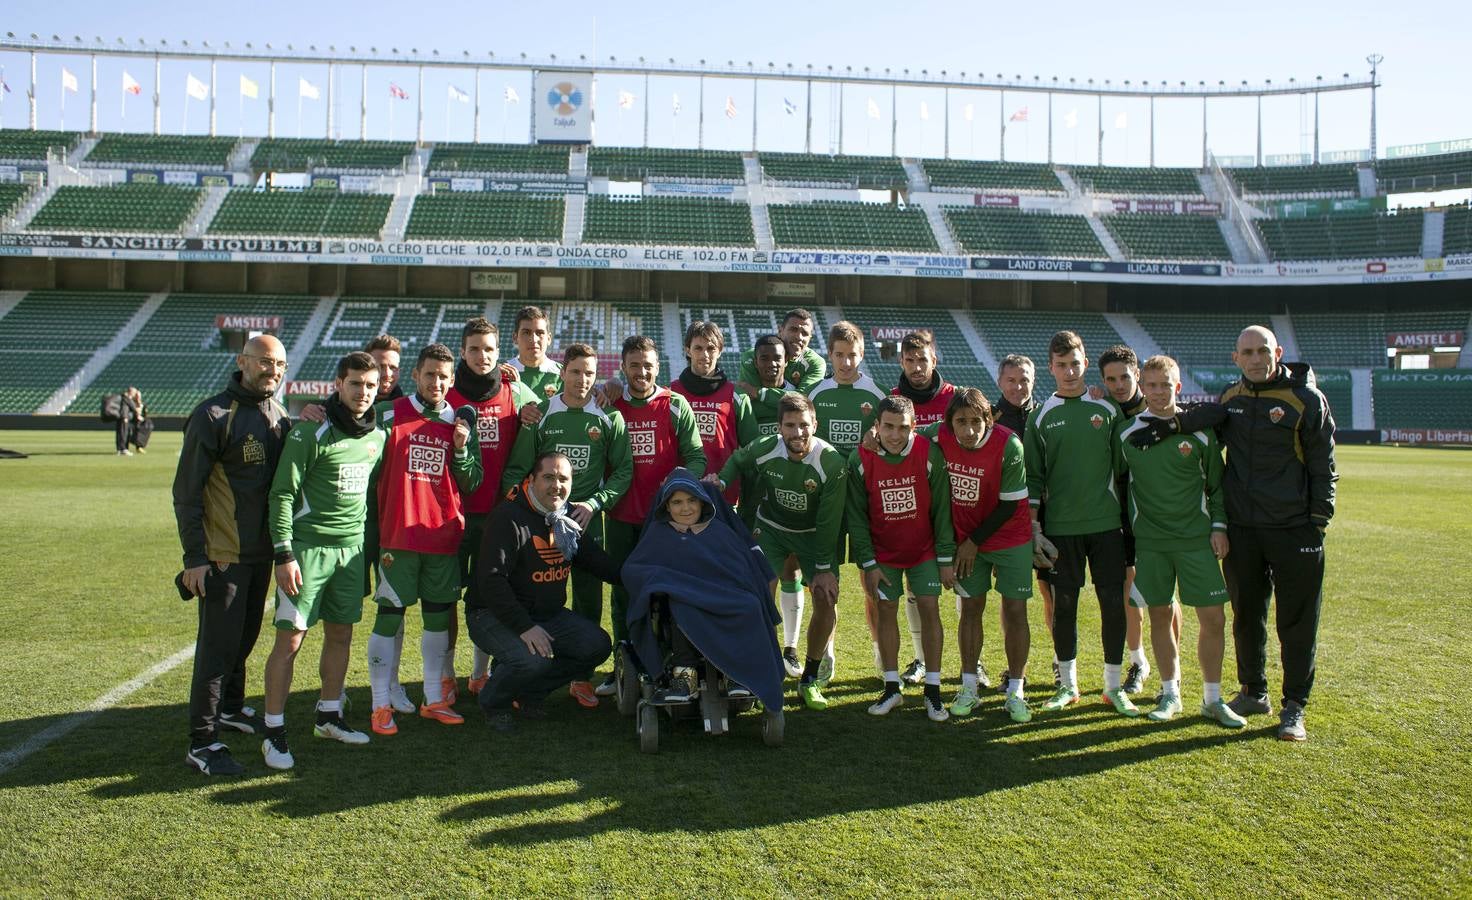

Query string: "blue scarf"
[[527, 486, 581, 562]]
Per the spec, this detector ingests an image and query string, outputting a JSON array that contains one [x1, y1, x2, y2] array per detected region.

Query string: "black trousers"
[[188, 560, 270, 746], [1223, 524, 1325, 707], [1047, 529, 1127, 666], [466, 606, 612, 714]]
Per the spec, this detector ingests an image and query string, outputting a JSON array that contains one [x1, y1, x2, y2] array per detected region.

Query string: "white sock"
[[779, 589, 804, 649], [264, 712, 285, 729], [1162, 677, 1180, 698], [316, 699, 341, 714], [368, 632, 395, 709], [904, 597, 924, 659], [1058, 658, 1078, 691], [471, 647, 491, 680], [390, 619, 405, 691], [1052, 654, 1059, 666], [1104, 663, 1122, 693], [872, 642, 884, 678], [421, 630, 449, 704], [1007, 678, 1024, 699], [961, 672, 978, 691], [442, 641, 457, 683], [1203, 682, 1221, 704], [1130, 647, 1148, 667], [823, 631, 836, 670], [924, 670, 941, 686], [883, 670, 900, 685]]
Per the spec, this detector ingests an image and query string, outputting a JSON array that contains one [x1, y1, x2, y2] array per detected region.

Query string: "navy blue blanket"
[[621, 469, 784, 709]]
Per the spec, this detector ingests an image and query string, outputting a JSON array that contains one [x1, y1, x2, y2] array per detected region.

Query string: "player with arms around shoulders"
[[738, 307, 827, 395], [260, 352, 386, 769], [670, 321, 759, 507]]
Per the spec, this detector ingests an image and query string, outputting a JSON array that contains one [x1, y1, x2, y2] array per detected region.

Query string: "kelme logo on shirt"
[[557, 444, 591, 471], [775, 488, 809, 511], [1177, 440, 1193, 457], [1269, 406, 1285, 424], [1090, 414, 1104, 429]]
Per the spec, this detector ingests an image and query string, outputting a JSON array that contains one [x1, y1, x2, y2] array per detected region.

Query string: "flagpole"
[[297, 90, 302, 138]]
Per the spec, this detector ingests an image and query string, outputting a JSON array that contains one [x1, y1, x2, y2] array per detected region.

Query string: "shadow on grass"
[[0, 675, 1268, 843]]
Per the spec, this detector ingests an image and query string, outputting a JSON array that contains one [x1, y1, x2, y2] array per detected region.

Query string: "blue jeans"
[[465, 605, 612, 713]]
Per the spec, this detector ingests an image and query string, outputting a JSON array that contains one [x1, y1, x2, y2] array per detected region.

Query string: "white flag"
[[919, 101, 929, 121], [240, 74, 259, 100], [618, 90, 635, 110], [185, 74, 208, 101], [448, 84, 469, 103], [1115, 112, 1128, 129], [122, 71, 141, 96], [504, 86, 520, 104], [1064, 108, 1078, 129], [61, 68, 78, 93], [725, 96, 737, 119], [672, 93, 681, 115], [962, 103, 974, 122], [299, 78, 320, 101], [867, 97, 880, 120]]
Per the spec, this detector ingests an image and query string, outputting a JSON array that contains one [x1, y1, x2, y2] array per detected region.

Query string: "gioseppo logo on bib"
[[774, 488, 808, 511], [880, 486, 917, 516], [829, 420, 861, 445], [477, 411, 499, 445], [630, 427, 656, 458], [557, 444, 591, 471], [408, 445, 445, 476], [948, 472, 980, 504], [694, 410, 720, 439]]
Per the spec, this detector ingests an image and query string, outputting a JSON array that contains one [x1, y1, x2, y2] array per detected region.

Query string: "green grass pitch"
[[0, 430, 1467, 897]]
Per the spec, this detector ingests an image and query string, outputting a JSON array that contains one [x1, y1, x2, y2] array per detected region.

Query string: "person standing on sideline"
[[173, 335, 291, 776]]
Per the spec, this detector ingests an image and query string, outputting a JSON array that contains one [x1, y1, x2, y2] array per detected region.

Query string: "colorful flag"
[[502, 85, 519, 103], [240, 74, 259, 100], [61, 68, 79, 93], [618, 90, 635, 110], [449, 84, 469, 103], [122, 71, 141, 96], [185, 74, 208, 101], [299, 78, 320, 101], [1010, 107, 1028, 123], [390, 82, 409, 100], [1115, 112, 1128, 129], [1064, 108, 1078, 129], [962, 103, 974, 122], [672, 93, 681, 115], [783, 97, 797, 115], [919, 101, 929, 121], [725, 96, 737, 119], [867, 97, 880, 120]]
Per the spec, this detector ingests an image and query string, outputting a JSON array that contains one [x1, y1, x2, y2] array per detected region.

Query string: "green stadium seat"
[[1256, 211, 1424, 261], [427, 143, 571, 176], [587, 148, 744, 182], [969, 311, 1127, 397], [0, 129, 80, 161], [1226, 164, 1359, 197], [251, 139, 412, 172], [1103, 213, 1230, 261], [944, 208, 1105, 258], [1132, 313, 1247, 372], [1376, 151, 1472, 192], [583, 196, 754, 246], [29, 184, 202, 233], [0, 291, 148, 413], [920, 160, 1063, 193], [208, 189, 392, 238], [769, 201, 937, 251], [1291, 310, 1470, 368], [759, 153, 907, 189], [496, 300, 671, 374], [406, 193, 564, 242], [1372, 370, 1472, 430], [87, 134, 238, 169], [0, 182, 34, 219], [1440, 205, 1472, 256], [1069, 166, 1203, 196]]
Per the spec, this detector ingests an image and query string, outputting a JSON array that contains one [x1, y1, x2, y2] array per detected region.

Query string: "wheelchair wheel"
[[615, 645, 639, 717], [762, 708, 784, 748], [637, 702, 660, 754]]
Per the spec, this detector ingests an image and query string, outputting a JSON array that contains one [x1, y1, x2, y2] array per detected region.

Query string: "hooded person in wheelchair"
[[621, 468, 786, 712]]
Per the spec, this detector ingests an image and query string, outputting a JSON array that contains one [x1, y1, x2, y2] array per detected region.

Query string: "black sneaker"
[[782, 646, 802, 678], [515, 697, 548, 720], [658, 667, 696, 703], [976, 662, 993, 690], [1228, 690, 1273, 718], [218, 707, 262, 735], [1122, 662, 1148, 695], [485, 710, 517, 733], [900, 658, 925, 685], [185, 742, 245, 776]]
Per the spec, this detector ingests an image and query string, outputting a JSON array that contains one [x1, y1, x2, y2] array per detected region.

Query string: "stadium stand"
[[827, 305, 994, 395], [944, 207, 1106, 258], [250, 139, 413, 172], [675, 303, 808, 374], [759, 153, 907, 189], [1103, 213, 1231, 261], [1289, 310, 1469, 368], [1131, 313, 1246, 371], [919, 160, 1064, 193], [0, 182, 33, 219], [1372, 371, 1472, 430], [405, 193, 565, 242], [969, 310, 1126, 397], [495, 300, 671, 373], [68, 293, 322, 415], [1192, 364, 1356, 418], [1440, 204, 1472, 256], [28, 184, 202, 233], [0, 291, 148, 414], [0, 129, 80, 161], [1225, 164, 1359, 196], [86, 134, 238, 168], [1255, 211, 1424, 260], [769, 201, 937, 251], [1375, 150, 1472, 192], [296, 296, 492, 382], [583, 196, 754, 246], [1069, 166, 1203, 196], [208, 190, 392, 237], [587, 148, 745, 182], [426, 142, 571, 175]]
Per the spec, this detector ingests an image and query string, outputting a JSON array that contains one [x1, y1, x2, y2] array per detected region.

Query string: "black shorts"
[[1047, 529, 1125, 592]]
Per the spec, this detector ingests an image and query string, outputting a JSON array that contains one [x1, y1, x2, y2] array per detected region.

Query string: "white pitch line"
[[0, 644, 195, 777]]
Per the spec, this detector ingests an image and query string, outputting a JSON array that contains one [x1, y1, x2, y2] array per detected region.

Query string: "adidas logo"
[[532, 534, 564, 565]]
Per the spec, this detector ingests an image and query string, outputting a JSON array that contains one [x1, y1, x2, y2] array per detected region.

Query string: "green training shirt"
[[809, 374, 885, 457], [739, 346, 828, 394], [510, 357, 564, 402], [269, 416, 386, 553], [500, 394, 633, 512], [1024, 392, 1121, 536], [717, 434, 848, 571], [748, 385, 789, 437], [1115, 412, 1227, 551]]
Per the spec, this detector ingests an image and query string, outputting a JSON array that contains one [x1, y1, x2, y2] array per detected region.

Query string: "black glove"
[[455, 405, 479, 443], [1126, 415, 1180, 450]]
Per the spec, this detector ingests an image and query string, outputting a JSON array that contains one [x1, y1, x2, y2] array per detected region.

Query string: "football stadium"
[[0, 14, 1468, 897]]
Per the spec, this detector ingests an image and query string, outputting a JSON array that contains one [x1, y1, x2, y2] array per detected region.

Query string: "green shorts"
[[869, 558, 942, 603], [955, 542, 1034, 601], [275, 544, 365, 630], [753, 523, 826, 588], [374, 548, 461, 608], [1130, 546, 1228, 608]]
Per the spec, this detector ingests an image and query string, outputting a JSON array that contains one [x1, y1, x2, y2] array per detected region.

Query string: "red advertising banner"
[[1380, 428, 1472, 445], [974, 194, 1020, 207], [216, 314, 284, 331], [284, 380, 334, 397], [1386, 331, 1464, 349]]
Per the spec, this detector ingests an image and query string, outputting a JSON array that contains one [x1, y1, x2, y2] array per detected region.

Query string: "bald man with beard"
[[174, 335, 293, 775]]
